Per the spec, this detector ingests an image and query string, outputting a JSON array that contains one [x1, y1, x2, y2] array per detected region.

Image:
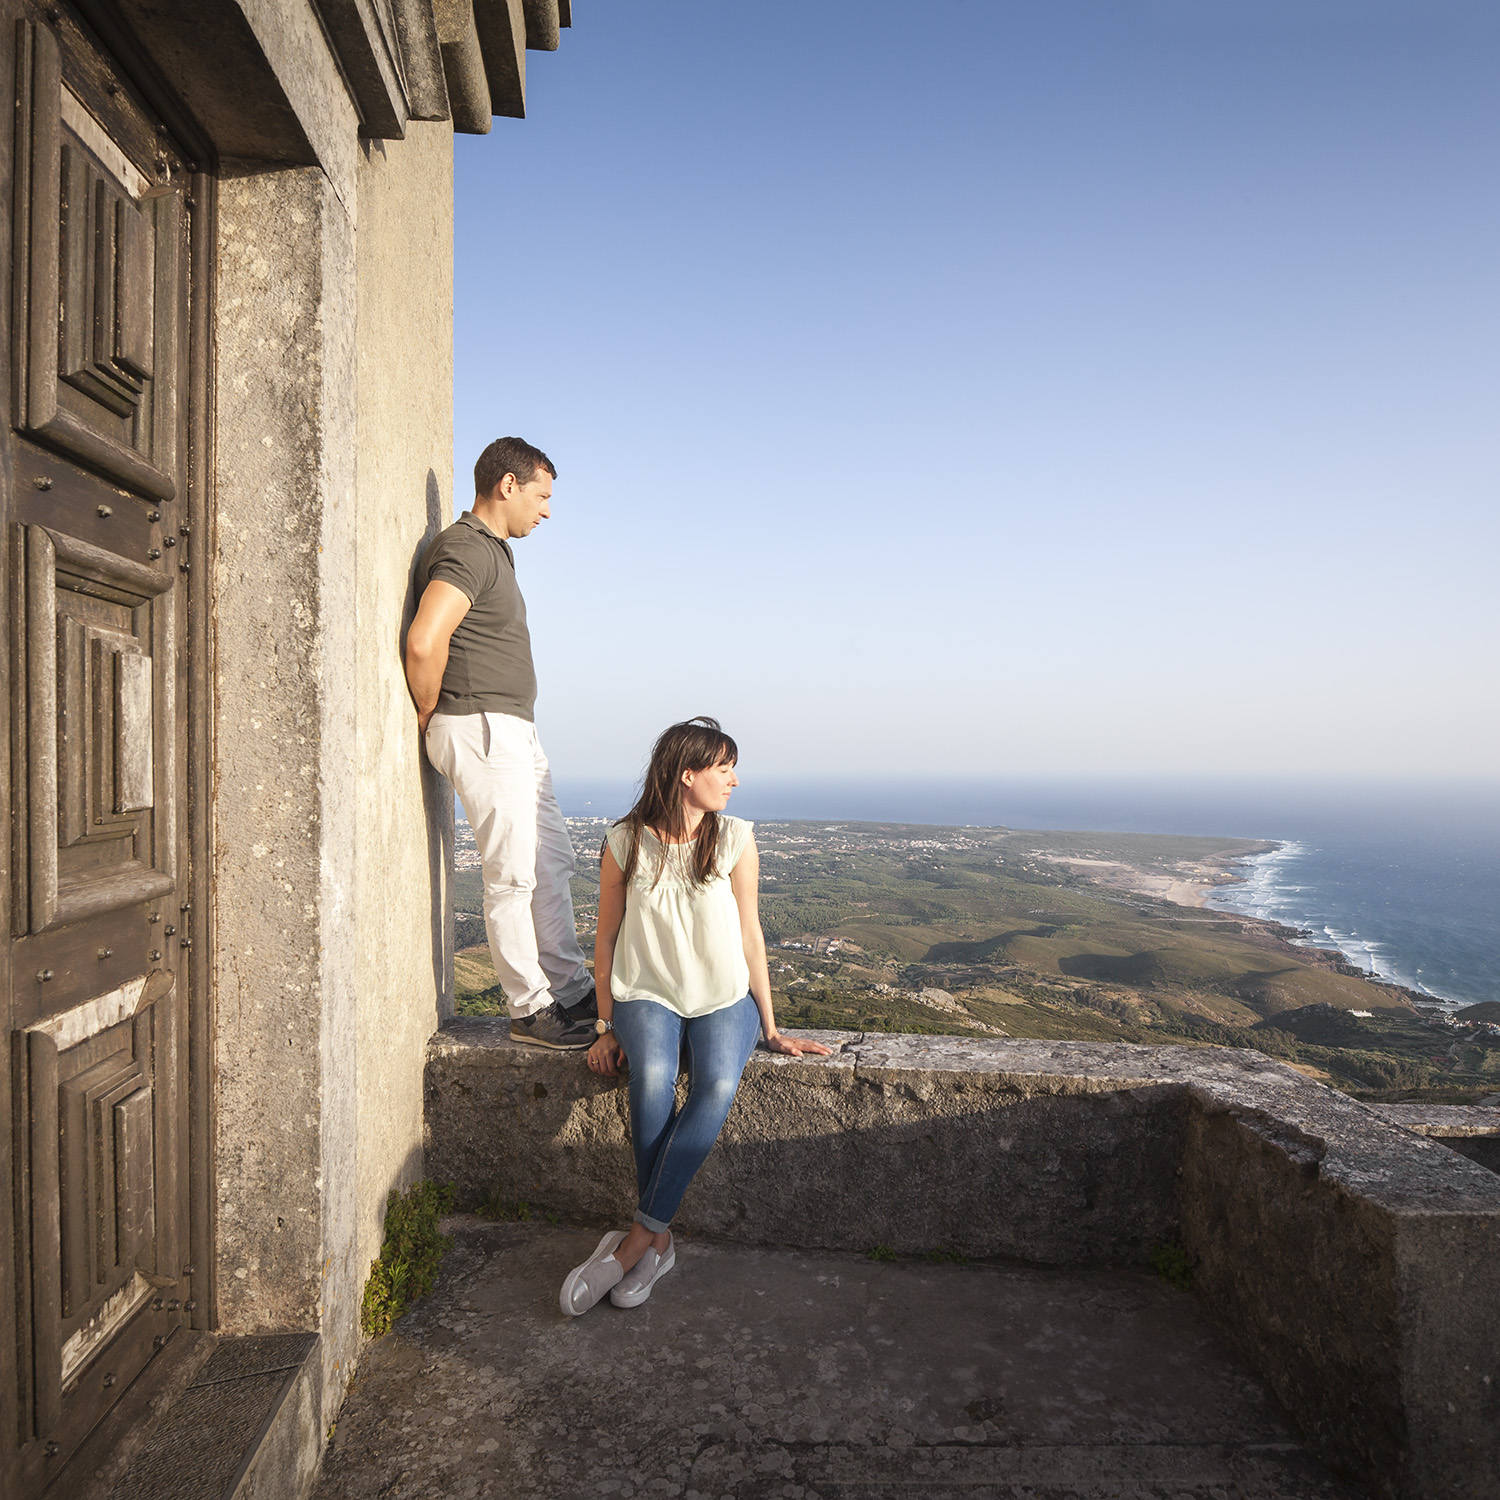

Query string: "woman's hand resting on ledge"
[[764, 1033, 834, 1058], [587, 1033, 626, 1076], [589, 1031, 831, 1068]]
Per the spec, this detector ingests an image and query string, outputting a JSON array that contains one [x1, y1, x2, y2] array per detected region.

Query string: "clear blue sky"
[[452, 0, 1499, 783]]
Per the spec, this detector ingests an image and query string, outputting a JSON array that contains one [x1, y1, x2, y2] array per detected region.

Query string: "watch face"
[[595, 1018, 609, 1034]]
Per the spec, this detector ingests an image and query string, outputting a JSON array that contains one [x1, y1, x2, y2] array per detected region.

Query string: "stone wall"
[[430, 1028, 1187, 1263], [212, 125, 459, 1435], [426, 1026, 1500, 1500], [351, 120, 457, 1335], [1182, 1094, 1500, 1494]]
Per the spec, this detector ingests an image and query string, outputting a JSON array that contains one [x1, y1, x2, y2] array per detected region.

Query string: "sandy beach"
[[1038, 855, 1239, 909]]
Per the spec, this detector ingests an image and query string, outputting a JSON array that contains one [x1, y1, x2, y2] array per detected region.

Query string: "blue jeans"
[[610, 994, 761, 1233]]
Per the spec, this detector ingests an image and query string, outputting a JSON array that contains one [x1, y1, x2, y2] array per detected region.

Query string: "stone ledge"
[[1370, 1102, 1500, 1137], [425, 1022, 1500, 1500], [428, 1021, 1500, 1218], [1370, 1102, 1500, 1175]]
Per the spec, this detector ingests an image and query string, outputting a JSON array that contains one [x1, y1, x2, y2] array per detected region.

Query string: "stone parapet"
[[1371, 1102, 1500, 1174], [425, 1024, 1500, 1500], [1369, 1101, 1500, 1136]]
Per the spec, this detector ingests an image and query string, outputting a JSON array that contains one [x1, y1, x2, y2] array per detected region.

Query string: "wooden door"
[[2, 4, 211, 1493]]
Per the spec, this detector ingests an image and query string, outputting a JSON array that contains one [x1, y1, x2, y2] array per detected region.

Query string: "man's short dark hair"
[[474, 437, 557, 497]]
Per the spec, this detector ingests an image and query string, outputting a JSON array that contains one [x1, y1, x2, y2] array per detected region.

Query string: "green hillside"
[[451, 818, 1499, 1103]]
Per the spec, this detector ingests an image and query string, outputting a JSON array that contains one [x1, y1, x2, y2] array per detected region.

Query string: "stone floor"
[[314, 1219, 1365, 1500]]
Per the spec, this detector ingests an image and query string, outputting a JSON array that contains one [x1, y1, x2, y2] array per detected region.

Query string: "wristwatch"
[[594, 1018, 612, 1035]]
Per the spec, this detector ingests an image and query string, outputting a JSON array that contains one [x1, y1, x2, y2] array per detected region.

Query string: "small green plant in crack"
[[475, 1190, 531, 1222], [360, 1180, 455, 1338], [1150, 1241, 1193, 1291], [924, 1247, 968, 1265], [868, 1244, 897, 1263]]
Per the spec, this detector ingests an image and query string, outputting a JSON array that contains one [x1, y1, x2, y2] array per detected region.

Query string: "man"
[[407, 437, 597, 1048]]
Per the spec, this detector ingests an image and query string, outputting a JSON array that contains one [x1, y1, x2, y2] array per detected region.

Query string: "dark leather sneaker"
[[509, 1001, 595, 1050], [561, 984, 599, 1024]]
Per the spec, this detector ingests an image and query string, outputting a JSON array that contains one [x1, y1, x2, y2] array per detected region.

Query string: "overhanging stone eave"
[[119, 0, 577, 155], [318, 0, 412, 138], [428, 0, 568, 135]]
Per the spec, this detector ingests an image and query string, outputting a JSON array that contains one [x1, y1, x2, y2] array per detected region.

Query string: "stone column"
[[211, 163, 360, 1425]]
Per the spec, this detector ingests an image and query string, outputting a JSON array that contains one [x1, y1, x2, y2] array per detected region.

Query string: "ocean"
[[552, 776, 1500, 1011]]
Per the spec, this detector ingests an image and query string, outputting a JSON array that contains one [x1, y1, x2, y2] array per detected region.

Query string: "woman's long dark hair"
[[613, 716, 739, 888]]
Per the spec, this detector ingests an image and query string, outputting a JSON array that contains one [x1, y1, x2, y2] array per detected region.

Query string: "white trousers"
[[425, 711, 591, 1018]]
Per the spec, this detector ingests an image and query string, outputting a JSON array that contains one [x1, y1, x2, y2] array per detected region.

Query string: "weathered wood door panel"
[[3, 5, 210, 1495]]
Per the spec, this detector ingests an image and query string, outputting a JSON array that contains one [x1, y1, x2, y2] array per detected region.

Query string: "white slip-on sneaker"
[[559, 1231, 626, 1317], [609, 1234, 675, 1309]]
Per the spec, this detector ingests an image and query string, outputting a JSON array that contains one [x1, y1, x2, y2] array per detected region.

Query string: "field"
[[451, 819, 1500, 1103]]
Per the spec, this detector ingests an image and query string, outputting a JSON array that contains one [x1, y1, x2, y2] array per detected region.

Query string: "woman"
[[560, 717, 831, 1316]]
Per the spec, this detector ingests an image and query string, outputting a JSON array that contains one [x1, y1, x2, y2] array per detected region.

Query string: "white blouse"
[[604, 816, 754, 1019]]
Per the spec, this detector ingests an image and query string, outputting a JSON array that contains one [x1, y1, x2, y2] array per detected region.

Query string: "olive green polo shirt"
[[416, 511, 538, 720]]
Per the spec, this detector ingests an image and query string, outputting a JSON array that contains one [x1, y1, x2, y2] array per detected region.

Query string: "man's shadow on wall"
[[401, 468, 456, 1019]]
